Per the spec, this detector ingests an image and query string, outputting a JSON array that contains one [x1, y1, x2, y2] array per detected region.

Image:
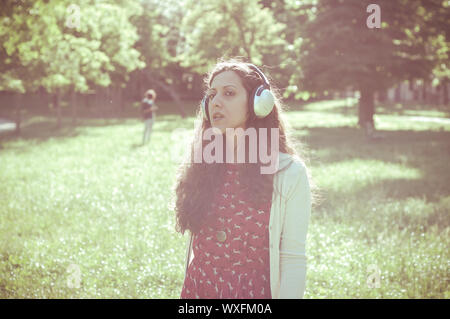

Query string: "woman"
[[173, 59, 314, 299]]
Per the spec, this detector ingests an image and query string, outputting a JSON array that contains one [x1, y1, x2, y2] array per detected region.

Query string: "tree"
[[179, 0, 287, 74], [0, 0, 144, 128], [131, 0, 189, 117], [0, 0, 41, 133], [259, 0, 315, 95], [290, 0, 444, 133], [418, 0, 450, 105]]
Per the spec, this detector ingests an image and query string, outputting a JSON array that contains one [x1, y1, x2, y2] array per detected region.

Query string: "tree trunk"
[[422, 79, 427, 103], [378, 88, 388, 103], [71, 90, 77, 125], [39, 88, 48, 111], [443, 79, 448, 106], [95, 86, 103, 115], [54, 91, 62, 129], [138, 71, 144, 99], [394, 85, 401, 103], [117, 86, 124, 116], [106, 86, 112, 115], [15, 93, 22, 135], [412, 81, 420, 101], [358, 86, 376, 134]]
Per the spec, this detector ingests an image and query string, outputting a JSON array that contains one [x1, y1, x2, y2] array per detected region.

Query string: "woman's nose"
[[210, 94, 223, 108], [209, 96, 223, 117]]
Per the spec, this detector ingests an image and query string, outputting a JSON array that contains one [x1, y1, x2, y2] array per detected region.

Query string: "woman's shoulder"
[[277, 152, 307, 176], [276, 152, 310, 198]]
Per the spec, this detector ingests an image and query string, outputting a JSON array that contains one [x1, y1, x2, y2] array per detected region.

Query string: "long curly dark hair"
[[173, 58, 308, 235]]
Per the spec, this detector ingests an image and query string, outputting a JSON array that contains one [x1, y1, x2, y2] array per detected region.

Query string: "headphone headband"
[[246, 63, 270, 88]]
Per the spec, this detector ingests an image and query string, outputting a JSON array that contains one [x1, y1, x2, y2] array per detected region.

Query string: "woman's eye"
[[207, 90, 233, 100]]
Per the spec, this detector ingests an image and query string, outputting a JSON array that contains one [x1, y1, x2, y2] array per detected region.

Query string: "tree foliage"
[[0, 0, 447, 107], [179, 0, 287, 74], [287, 0, 442, 99], [0, 0, 144, 94]]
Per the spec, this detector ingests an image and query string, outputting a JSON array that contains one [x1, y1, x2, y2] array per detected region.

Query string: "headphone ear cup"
[[201, 95, 210, 121], [248, 85, 259, 119], [253, 85, 275, 118]]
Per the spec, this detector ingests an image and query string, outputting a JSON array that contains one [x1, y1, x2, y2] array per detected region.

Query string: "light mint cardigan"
[[183, 152, 312, 298]]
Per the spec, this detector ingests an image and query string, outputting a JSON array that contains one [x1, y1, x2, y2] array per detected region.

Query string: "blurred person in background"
[[141, 89, 159, 145]]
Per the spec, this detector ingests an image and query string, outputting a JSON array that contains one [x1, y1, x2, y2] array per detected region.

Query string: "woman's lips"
[[212, 115, 225, 122]]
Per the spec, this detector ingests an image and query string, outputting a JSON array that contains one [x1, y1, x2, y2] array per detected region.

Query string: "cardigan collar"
[[275, 152, 296, 173]]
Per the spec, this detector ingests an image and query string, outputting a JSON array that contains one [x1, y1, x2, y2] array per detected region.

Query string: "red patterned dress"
[[180, 163, 272, 299]]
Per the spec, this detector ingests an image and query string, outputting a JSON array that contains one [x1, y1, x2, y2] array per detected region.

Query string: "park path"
[[0, 119, 16, 133]]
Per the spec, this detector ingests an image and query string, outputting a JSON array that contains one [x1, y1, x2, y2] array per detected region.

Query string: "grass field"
[[0, 99, 449, 298]]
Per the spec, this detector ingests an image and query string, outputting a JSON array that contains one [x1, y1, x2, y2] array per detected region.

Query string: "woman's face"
[[207, 70, 249, 134]]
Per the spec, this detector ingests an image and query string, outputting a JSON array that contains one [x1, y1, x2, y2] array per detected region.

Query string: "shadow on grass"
[[0, 117, 144, 145], [297, 126, 450, 231], [299, 126, 450, 165], [318, 176, 450, 235], [0, 111, 193, 146]]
